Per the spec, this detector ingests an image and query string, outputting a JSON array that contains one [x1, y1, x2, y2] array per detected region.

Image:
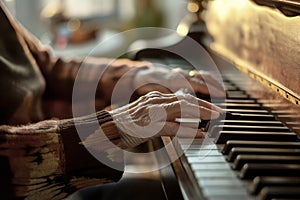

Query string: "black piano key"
[[224, 112, 276, 121], [206, 113, 281, 132], [233, 155, 300, 170], [250, 176, 300, 195], [215, 103, 262, 109], [222, 140, 300, 155], [259, 186, 300, 200], [217, 120, 284, 126], [239, 163, 300, 179], [223, 109, 269, 114], [224, 99, 256, 104], [227, 147, 300, 162], [224, 85, 238, 91], [226, 91, 249, 99], [215, 131, 298, 144], [211, 125, 290, 133]]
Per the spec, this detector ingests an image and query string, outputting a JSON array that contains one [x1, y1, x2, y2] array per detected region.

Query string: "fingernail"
[[211, 110, 220, 119]]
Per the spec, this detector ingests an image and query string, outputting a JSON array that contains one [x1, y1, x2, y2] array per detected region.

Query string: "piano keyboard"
[[172, 76, 300, 200]]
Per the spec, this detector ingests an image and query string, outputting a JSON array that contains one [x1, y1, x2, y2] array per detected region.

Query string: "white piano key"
[[184, 149, 222, 156], [187, 156, 226, 163], [202, 186, 248, 197], [207, 194, 253, 200], [195, 170, 236, 178], [199, 179, 241, 186], [191, 163, 231, 170], [181, 144, 219, 150]]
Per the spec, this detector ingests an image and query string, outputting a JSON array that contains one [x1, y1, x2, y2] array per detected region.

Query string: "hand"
[[109, 91, 223, 148], [133, 67, 225, 98]]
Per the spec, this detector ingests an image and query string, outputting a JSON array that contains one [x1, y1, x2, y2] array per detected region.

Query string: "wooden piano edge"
[[151, 136, 206, 200]]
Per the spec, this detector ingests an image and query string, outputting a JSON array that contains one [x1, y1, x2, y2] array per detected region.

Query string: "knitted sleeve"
[[0, 110, 124, 200], [21, 29, 149, 118], [19, 17, 149, 110]]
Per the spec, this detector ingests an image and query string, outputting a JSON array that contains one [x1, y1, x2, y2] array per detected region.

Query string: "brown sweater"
[[0, 111, 124, 200], [0, 2, 133, 199]]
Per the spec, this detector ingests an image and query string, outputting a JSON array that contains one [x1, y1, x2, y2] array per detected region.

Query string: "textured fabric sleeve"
[[0, 111, 124, 200], [0, 2, 151, 122], [20, 20, 150, 113], [58, 110, 124, 177], [0, 2, 46, 124], [23, 31, 150, 118]]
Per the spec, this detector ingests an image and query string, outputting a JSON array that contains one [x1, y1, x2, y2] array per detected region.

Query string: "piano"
[[129, 0, 300, 199]]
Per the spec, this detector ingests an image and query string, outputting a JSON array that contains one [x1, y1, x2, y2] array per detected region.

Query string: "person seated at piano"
[[0, 3, 225, 200]]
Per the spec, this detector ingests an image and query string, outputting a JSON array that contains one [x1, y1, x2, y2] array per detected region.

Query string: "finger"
[[136, 93, 178, 107], [194, 70, 224, 89], [132, 99, 219, 125], [127, 92, 179, 114], [175, 93, 223, 113], [135, 84, 171, 96], [189, 78, 226, 98], [172, 69, 225, 96], [135, 92, 223, 116], [141, 92, 216, 112], [160, 100, 220, 120], [156, 122, 205, 138], [189, 70, 224, 89], [154, 95, 222, 118]]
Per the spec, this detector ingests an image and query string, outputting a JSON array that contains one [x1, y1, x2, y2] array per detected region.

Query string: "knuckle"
[[179, 99, 189, 107], [147, 91, 162, 96], [185, 93, 195, 100]]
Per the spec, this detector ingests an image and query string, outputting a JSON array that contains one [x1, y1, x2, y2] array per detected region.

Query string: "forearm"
[[22, 29, 150, 106], [0, 111, 124, 199], [21, 29, 107, 103]]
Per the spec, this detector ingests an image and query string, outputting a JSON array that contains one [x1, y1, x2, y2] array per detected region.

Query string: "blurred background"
[[3, 0, 188, 58]]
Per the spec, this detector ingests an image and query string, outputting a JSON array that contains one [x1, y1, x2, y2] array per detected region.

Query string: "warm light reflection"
[[187, 2, 199, 13], [211, 0, 249, 19], [234, 0, 249, 9], [176, 23, 189, 36], [41, 1, 61, 18]]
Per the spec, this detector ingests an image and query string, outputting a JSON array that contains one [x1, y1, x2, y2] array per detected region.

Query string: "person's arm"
[[0, 89, 223, 200], [0, 110, 124, 200], [18, 18, 225, 112], [0, 0, 149, 116], [20, 27, 150, 106]]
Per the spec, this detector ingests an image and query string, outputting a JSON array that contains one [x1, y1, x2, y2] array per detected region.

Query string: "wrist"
[[109, 110, 148, 149], [58, 110, 124, 175]]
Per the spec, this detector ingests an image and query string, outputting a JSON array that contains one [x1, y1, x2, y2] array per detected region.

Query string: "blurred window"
[[63, 0, 117, 19]]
